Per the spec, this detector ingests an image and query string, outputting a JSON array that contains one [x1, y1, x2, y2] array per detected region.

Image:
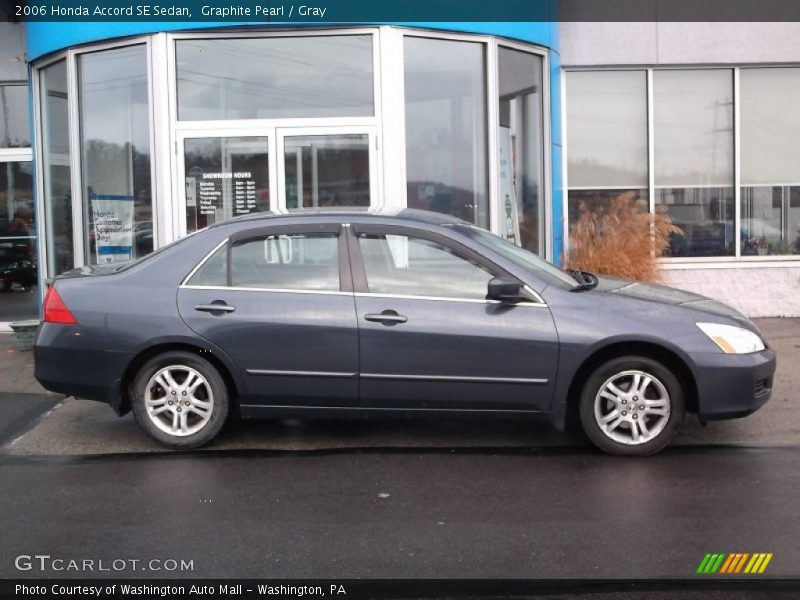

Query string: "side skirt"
[[238, 404, 556, 426]]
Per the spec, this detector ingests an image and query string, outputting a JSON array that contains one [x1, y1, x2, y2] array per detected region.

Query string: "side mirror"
[[487, 276, 526, 303]]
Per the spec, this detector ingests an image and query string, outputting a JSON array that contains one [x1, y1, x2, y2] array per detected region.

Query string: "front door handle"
[[364, 310, 408, 324], [195, 302, 236, 314]]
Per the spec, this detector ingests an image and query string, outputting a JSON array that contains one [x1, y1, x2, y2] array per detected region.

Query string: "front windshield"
[[457, 226, 579, 290]]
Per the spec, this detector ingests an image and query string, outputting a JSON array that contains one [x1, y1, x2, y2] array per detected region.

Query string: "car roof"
[[209, 208, 468, 229]]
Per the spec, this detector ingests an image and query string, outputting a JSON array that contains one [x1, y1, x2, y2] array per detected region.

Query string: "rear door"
[[348, 224, 559, 412], [177, 223, 359, 407]]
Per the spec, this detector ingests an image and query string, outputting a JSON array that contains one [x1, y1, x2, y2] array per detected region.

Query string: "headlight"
[[696, 322, 766, 354]]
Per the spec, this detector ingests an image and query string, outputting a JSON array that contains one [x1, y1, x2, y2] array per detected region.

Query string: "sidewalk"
[[0, 333, 50, 395]]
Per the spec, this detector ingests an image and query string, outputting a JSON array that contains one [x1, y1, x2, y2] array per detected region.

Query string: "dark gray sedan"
[[34, 210, 776, 455]]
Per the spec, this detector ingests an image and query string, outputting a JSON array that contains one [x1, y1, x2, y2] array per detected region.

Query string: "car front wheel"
[[579, 356, 685, 456], [131, 351, 229, 450]]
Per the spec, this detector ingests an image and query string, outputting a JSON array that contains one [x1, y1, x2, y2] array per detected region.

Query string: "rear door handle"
[[364, 310, 407, 324], [195, 303, 236, 314]]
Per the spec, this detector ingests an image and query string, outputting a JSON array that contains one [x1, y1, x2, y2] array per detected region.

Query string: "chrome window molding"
[[180, 237, 228, 285], [180, 284, 352, 297], [354, 291, 547, 307]]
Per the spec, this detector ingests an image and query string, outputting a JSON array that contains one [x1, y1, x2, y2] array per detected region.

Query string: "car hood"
[[594, 275, 752, 326]]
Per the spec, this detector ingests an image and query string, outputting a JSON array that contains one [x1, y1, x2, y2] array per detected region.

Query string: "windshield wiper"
[[566, 269, 599, 292]]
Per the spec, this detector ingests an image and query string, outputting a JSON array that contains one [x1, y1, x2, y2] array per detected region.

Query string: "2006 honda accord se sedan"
[[34, 210, 776, 455]]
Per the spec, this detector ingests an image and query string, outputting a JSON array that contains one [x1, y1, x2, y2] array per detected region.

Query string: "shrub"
[[564, 192, 682, 283]]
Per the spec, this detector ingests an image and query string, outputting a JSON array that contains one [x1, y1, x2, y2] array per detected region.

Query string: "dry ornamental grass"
[[564, 192, 683, 283]]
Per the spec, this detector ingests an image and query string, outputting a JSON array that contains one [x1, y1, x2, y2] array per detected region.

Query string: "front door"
[[177, 224, 359, 407], [349, 225, 559, 412]]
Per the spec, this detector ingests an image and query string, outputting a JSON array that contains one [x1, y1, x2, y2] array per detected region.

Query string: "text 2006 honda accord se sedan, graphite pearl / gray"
[[34, 210, 776, 455]]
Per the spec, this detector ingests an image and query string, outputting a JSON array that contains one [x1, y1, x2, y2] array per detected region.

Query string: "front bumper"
[[689, 348, 776, 420]]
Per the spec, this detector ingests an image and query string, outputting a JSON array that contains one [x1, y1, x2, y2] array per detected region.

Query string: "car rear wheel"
[[131, 351, 229, 449], [579, 356, 685, 456]]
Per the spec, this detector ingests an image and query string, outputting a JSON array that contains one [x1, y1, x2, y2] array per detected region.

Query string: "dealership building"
[[1, 15, 799, 329]]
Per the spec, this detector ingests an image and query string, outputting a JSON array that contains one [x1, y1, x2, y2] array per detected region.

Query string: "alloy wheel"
[[144, 365, 215, 437], [593, 369, 671, 445]]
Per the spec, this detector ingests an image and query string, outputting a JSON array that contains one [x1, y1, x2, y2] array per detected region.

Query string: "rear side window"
[[186, 233, 341, 290], [231, 233, 340, 291], [186, 245, 227, 286]]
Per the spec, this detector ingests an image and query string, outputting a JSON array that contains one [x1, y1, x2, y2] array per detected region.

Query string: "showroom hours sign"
[[195, 171, 257, 217]]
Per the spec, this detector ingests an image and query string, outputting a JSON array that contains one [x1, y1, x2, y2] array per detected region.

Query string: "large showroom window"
[[0, 161, 36, 321], [497, 47, 545, 254], [1, 80, 37, 323], [0, 84, 31, 148], [740, 67, 800, 256], [566, 66, 795, 261], [566, 70, 649, 236], [78, 44, 153, 264], [39, 59, 74, 276], [654, 70, 734, 257], [176, 35, 375, 120], [404, 36, 489, 229]]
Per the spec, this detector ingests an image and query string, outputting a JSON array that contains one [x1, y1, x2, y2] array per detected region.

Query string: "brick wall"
[[663, 266, 800, 318]]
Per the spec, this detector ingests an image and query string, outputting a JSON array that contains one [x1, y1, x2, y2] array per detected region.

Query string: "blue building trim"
[[26, 21, 556, 60]]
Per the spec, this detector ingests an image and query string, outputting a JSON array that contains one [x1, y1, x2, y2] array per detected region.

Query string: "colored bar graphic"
[[719, 554, 736, 574], [701, 552, 773, 575]]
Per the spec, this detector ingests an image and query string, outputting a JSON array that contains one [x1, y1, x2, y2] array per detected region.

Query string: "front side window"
[[230, 233, 340, 291], [358, 233, 493, 300]]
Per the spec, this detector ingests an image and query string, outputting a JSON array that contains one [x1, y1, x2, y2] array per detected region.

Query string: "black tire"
[[579, 355, 685, 456], [131, 351, 229, 450]]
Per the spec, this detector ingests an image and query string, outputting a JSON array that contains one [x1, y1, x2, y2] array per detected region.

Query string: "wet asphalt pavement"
[[1, 445, 799, 582], [1, 319, 799, 597]]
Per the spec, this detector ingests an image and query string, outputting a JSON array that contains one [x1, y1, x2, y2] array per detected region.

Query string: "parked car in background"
[[34, 210, 776, 455]]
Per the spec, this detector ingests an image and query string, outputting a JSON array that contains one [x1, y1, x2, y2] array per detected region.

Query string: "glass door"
[[277, 127, 379, 211], [0, 160, 38, 324], [178, 132, 275, 236]]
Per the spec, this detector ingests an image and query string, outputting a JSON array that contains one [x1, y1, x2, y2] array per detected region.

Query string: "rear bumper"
[[690, 348, 776, 420], [34, 323, 129, 411]]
